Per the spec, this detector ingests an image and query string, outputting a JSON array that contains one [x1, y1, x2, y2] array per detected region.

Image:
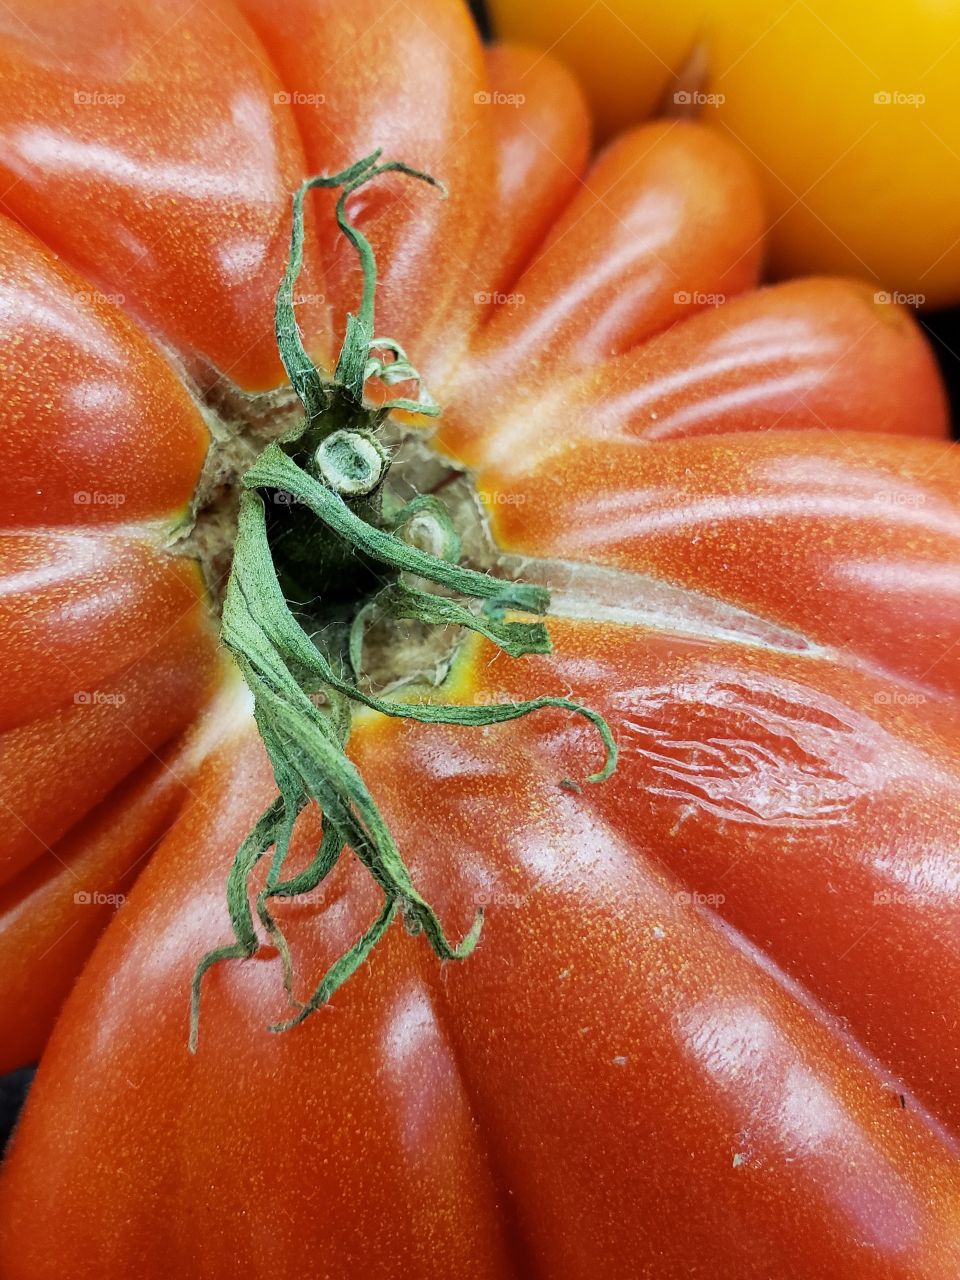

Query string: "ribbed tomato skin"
[[0, 2, 958, 1277]]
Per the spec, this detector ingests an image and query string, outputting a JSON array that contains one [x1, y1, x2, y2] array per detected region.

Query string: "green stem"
[[245, 444, 551, 616], [188, 154, 617, 1051]]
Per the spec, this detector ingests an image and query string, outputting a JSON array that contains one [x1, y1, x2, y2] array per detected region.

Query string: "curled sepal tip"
[[276, 152, 445, 425]]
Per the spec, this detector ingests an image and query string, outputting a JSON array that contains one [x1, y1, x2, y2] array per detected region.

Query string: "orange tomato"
[[1, 2, 960, 1277]]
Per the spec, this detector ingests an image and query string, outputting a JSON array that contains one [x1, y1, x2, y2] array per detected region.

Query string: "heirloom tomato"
[[1, 1, 960, 1278]]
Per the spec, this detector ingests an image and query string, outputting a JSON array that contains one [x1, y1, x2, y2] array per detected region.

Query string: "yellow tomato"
[[486, 0, 706, 138], [490, 0, 960, 306]]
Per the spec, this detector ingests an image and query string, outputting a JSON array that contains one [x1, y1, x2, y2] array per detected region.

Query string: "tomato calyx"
[[188, 154, 617, 1052]]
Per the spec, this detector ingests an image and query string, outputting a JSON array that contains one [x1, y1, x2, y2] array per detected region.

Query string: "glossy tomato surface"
[[1, 1, 960, 1277]]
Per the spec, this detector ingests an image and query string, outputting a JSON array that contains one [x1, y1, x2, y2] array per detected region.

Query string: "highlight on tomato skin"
[[0, 1, 959, 1277]]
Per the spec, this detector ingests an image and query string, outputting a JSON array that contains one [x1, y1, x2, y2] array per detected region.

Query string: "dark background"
[[0, 1070, 34, 1155], [921, 311, 960, 425]]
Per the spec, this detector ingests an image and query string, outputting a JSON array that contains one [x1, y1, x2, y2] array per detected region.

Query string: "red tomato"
[[1, 2, 959, 1277]]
